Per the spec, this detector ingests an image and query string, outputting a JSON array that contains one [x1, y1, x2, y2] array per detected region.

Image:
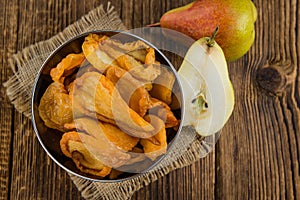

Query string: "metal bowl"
[[31, 30, 184, 182]]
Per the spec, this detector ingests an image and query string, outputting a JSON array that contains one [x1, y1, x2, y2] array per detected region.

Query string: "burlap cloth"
[[4, 3, 220, 200]]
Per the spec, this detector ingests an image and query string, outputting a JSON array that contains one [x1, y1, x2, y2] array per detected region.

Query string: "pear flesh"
[[178, 37, 234, 136]]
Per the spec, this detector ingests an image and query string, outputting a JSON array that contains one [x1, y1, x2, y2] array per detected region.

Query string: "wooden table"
[[1, 0, 299, 199]]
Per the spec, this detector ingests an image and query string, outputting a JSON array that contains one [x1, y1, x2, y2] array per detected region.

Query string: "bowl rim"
[[31, 30, 185, 183]]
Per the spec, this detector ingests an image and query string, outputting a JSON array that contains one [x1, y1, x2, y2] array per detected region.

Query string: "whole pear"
[[160, 0, 257, 62]]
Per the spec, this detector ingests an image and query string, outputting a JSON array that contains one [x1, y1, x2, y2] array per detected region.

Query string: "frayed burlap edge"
[[3, 2, 220, 200], [4, 2, 126, 118]]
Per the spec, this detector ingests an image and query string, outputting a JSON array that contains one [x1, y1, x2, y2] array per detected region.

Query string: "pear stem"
[[206, 26, 219, 47], [147, 22, 161, 27]]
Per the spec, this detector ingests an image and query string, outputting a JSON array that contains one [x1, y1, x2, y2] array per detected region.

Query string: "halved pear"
[[178, 36, 234, 136]]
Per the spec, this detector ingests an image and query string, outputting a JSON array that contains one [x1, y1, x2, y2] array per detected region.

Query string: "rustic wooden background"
[[0, 0, 299, 199]]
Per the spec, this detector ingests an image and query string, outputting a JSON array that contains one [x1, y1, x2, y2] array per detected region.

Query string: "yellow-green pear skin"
[[160, 0, 257, 62]]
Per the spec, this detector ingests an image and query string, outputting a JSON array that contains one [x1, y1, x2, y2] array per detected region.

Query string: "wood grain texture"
[[0, 0, 299, 199], [0, 0, 19, 199]]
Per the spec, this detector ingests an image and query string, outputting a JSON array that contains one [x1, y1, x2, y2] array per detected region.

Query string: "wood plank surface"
[[0, 0, 19, 199], [0, 0, 299, 199]]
